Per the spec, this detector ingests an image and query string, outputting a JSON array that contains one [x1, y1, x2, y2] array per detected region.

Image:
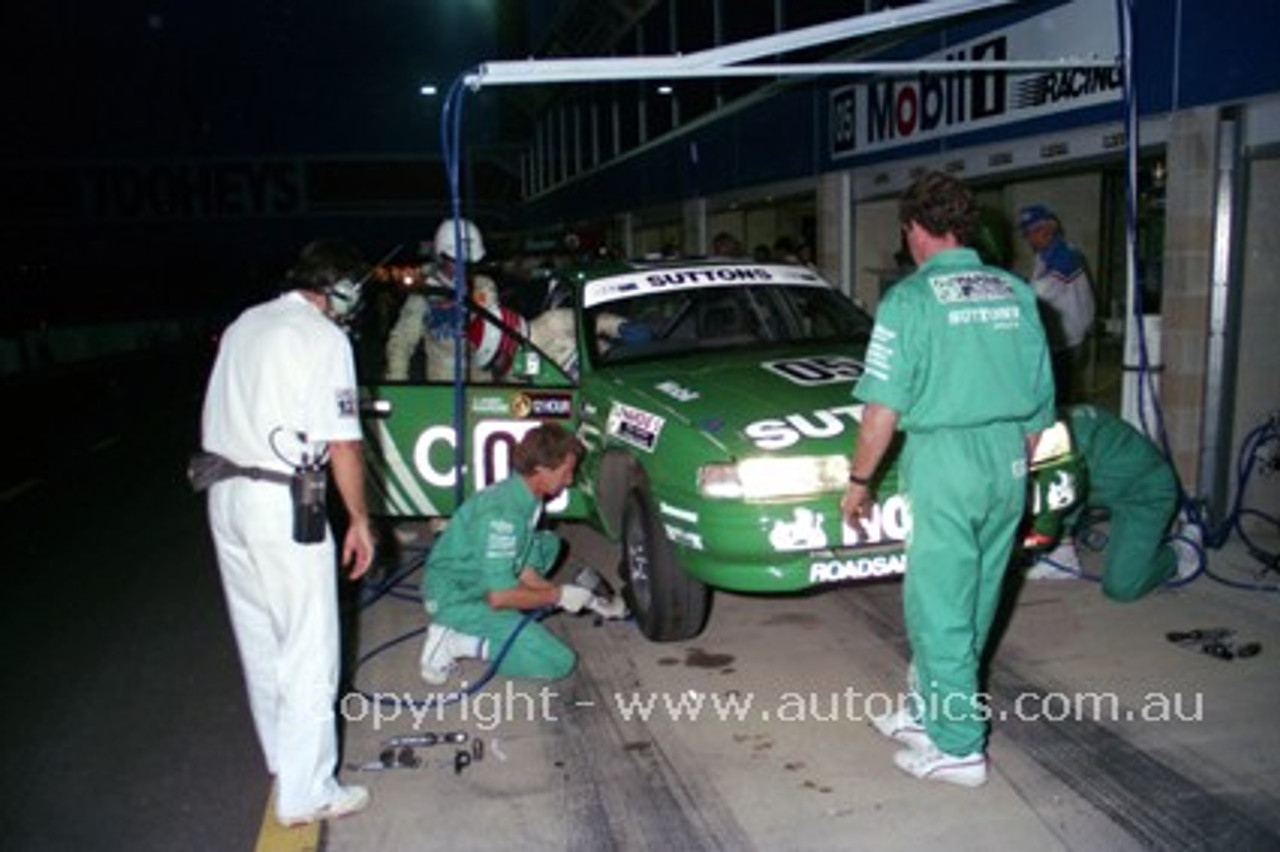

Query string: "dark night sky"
[[7, 1, 511, 161], [1, 3, 529, 323]]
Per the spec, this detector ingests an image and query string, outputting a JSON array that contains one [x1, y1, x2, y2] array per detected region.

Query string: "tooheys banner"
[[828, 0, 1123, 161]]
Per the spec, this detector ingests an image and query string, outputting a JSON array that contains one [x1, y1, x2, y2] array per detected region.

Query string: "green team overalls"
[[855, 247, 1055, 757], [1064, 404, 1179, 601], [422, 475, 576, 680]]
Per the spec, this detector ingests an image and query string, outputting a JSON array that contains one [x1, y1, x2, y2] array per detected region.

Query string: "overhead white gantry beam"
[[463, 0, 1117, 90]]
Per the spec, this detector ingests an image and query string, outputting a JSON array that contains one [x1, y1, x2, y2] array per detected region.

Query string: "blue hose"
[[348, 548, 554, 711]]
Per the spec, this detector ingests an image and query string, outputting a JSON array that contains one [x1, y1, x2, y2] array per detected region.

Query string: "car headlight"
[[698, 455, 850, 500]]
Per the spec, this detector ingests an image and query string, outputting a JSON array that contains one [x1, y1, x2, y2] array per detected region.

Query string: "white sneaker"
[[1171, 538, 1202, 583], [419, 624, 485, 685], [419, 624, 460, 685], [281, 783, 370, 827], [893, 742, 988, 788], [869, 707, 930, 751], [1025, 561, 1075, 580]]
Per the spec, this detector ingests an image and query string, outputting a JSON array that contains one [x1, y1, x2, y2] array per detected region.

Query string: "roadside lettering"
[[810, 552, 907, 583]]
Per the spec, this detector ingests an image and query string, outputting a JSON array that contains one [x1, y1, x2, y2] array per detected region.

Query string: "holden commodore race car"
[[359, 259, 1080, 642]]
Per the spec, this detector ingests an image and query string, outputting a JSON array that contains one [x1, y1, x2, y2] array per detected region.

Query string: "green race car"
[[360, 259, 1080, 641]]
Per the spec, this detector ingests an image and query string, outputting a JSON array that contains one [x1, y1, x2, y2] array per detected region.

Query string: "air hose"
[[1108, 0, 1276, 591], [347, 549, 552, 711]]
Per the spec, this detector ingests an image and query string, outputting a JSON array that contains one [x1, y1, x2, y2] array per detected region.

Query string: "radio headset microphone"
[[329, 243, 406, 329]]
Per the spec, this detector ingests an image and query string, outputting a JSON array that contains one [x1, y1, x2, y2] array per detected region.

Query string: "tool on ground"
[[1166, 628, 1233, 644], [1166, 628, 1262, 660], [346, 745, 424, 772], [385, 730, 468, 748]]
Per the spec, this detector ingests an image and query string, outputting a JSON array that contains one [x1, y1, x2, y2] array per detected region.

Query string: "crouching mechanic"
[[418, 423, 626, 684], [1028, 404, 1200, 597]]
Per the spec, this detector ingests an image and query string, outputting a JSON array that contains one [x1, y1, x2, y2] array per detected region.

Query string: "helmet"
[[434, 218, 485, 264]]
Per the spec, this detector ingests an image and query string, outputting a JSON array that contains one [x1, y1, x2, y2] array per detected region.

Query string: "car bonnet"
[[601, 344, 867, 458]]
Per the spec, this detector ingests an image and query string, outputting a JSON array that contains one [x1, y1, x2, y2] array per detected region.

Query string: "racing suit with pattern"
[[383, 266, 498, 382]]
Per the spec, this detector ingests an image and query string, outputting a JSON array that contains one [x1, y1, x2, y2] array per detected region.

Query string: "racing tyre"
[[620, 486, 710, 642]]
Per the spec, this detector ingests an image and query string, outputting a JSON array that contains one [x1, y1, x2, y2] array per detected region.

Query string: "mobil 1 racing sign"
[[829, 0, 1122, 161]]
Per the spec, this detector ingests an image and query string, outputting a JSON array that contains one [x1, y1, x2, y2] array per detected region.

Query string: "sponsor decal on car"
[[410, 419, 570, 511], [511, 392, 574, 419], [664, 524, 705, 550], [655, 380, 699, 402], [1033, 470, 1078, 513], [471, 396, 510, 415], [744, 403, 864, 451], [659, 502, 699, 524], [840, 493, 911, 547], [606, 402, 665, 452], [762, 354, 864, 386], [583, 264, 829, 307], [809, 552, 907, 584], [769, 508, 829, 551], [767, 494, 911, 553]]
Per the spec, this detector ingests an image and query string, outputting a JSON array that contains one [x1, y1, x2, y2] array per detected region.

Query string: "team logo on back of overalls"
[[929, 272, 1013, 303]]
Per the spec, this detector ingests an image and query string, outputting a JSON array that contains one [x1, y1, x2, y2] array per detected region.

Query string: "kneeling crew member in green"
[[842, 172, 1055, 787], [1050, 404, 1191, 599], [419, 423, 625, 684]]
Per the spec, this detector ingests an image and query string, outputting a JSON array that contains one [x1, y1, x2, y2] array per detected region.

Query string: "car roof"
[[562, 259, 835, 310], [562, 258, 832, 284]]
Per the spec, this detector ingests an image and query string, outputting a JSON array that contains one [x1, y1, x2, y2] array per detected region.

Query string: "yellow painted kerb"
[[255, 782, 321, 852]]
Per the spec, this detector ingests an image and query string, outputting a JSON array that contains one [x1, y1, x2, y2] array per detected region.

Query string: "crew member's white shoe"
[[893, 742, 988, 788], [280, 783, 370, 827], [419, 624, 486, 685]]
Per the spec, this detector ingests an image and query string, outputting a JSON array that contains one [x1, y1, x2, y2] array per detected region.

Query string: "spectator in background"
[[710, 231, 744, 258], [773, 235, 801, 264], [1019, 204, 1097, 404]]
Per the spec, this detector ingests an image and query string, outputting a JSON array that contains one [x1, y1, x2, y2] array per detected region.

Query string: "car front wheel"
[[620, 486, 710, 642]]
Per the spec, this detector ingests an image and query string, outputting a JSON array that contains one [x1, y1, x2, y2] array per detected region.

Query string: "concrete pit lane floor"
[[314, 522, 1280, 852]]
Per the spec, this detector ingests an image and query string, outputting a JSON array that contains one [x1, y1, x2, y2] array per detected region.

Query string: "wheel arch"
[[595, 449, 646, 537]]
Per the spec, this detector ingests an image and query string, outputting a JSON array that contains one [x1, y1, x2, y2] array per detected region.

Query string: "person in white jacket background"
[[1019, 204, 1097, 404]]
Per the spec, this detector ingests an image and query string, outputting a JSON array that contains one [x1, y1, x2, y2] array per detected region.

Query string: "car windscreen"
[[585, 281, 873, 365]]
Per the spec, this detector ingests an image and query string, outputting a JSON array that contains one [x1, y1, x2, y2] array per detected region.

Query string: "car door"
[[358, 289, 589, 520]]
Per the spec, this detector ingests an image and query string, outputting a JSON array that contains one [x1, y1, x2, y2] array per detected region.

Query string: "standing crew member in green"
[[418, 423, 626, 684], [841, 172, 1055, 787]]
